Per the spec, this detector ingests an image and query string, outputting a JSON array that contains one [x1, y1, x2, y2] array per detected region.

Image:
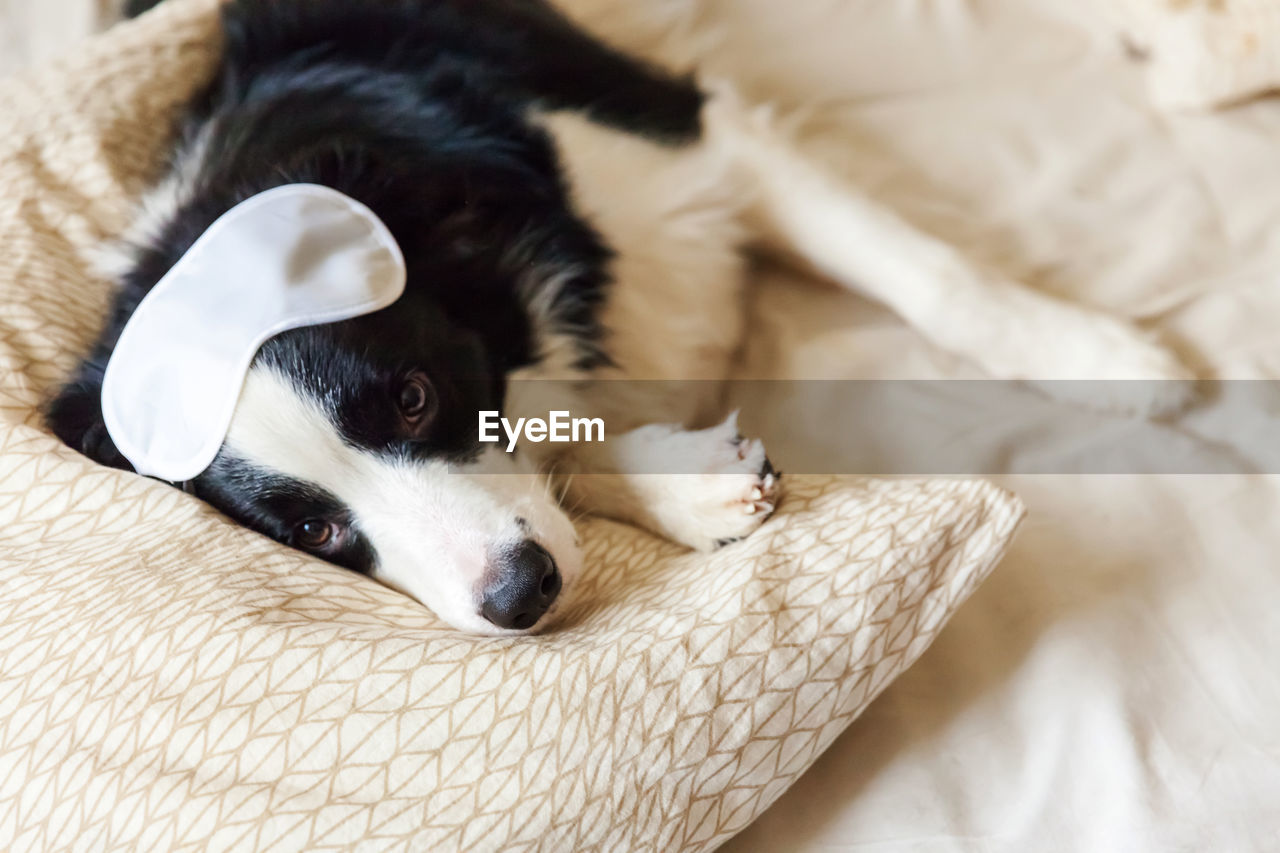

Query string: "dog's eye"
[[294, 518, 335, 550], [397, 371, 436, 423]]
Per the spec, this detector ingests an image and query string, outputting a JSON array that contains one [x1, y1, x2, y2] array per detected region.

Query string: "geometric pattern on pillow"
[[0, 2, 1026, 850], [0, 472, 1023, 852]]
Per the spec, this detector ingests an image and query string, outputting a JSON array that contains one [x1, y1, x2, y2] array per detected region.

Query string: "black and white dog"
[[49, 0, 1189, 634]]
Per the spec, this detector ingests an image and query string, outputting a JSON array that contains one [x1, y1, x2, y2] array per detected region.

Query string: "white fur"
[[540, 0, 1193, 409], [522, 77, 1193, 456], [698, 85, 1194, 404], [226, 63, 1192, 624], [120, 4, 1197, 632], [529, 109, 749, 401], [225, 367, 582, 636], [550, 413, 780, 552]]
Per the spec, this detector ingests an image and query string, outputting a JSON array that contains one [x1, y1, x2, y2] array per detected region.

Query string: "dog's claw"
[[658, 413, 785, 551]]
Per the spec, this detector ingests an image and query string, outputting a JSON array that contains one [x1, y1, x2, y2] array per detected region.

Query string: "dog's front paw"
[[710, 474, 781, 549], [645, 415, 783, 552]]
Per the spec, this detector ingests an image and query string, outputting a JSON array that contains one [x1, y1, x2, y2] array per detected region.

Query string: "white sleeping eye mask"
[[101, 184, 407, 483]]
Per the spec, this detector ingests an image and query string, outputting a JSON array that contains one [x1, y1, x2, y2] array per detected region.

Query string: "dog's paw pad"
[[690, 436, 782, 550]]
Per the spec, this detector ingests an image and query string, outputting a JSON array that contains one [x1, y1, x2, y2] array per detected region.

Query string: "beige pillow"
[[0, 2, 1025, 849], [1112, 0, 1280, 109]]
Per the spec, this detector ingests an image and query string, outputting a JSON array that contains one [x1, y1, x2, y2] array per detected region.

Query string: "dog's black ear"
[[46, 366, 134, 472], [123, 0, 166, 19]]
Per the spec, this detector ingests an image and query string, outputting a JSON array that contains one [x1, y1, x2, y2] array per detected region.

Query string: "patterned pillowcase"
[[1114, 0, 1280, 109], [0, 1, 1026, 850]]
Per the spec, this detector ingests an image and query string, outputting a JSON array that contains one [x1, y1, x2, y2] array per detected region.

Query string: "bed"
[[3, 0, 1279, 850]]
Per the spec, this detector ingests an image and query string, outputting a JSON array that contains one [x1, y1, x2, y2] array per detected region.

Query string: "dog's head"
[[51, 296, 583, 636], [49, 173, 612, 635]]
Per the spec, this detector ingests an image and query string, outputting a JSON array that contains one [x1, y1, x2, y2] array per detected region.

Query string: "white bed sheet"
[[4, 1, 1280, 850], [708, 0, 1280, 850]]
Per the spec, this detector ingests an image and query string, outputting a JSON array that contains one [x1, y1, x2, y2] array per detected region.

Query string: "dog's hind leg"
[[703, 85, 1194, 415]]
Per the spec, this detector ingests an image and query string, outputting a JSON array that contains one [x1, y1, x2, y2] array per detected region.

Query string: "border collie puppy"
[[48, 0, 1189, 634]]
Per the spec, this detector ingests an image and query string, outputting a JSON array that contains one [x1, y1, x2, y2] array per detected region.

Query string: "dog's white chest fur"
[[529, 111, 750, 421]]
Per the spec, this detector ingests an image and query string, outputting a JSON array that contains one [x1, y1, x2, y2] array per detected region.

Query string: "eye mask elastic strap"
[[101, 184, 408, 483]]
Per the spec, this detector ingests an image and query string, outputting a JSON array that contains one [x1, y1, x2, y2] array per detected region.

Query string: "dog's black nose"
[[482, 540, 561, 630]]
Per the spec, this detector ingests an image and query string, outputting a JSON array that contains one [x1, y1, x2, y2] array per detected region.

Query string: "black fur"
[[124, 0, 166, 18], [49, 0, 705, 564], [194, 460, 378, 574]]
